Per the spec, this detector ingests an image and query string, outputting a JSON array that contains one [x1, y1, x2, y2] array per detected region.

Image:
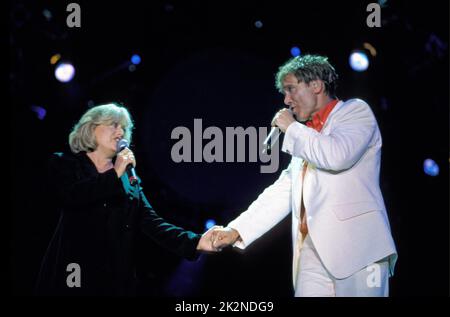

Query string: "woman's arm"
[[138, 192, 202, 260]]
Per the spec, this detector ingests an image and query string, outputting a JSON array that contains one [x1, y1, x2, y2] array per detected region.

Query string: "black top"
[[35, 152, 201, 296]]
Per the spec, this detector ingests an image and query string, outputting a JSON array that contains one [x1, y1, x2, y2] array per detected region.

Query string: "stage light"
[[30, 105, 46, 120], [254, 20, 263, 28], [131, 54, 141, 65], [349, 51, 369, 72], [423, 159, 439, 176], [50, 54, 61, 65], [205, 219, 216, 230], [42, 9, 52, 21], [363, 42, 377, 57], [290, 46, 301, 57], [55, 62, 75, 82], [378, 0, 388, 8]]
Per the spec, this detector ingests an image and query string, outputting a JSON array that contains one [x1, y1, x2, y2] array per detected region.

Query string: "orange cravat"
[[299, 99, 339, 237]]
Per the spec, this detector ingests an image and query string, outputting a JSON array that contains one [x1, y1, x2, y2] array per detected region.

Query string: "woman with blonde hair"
[[36, 103, 219, 296]]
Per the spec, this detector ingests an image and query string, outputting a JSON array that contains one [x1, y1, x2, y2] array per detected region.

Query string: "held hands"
[[211, 227, 241, 250], [114, 148, 136, 178], [196, 226, 241, 252], [197, 225, 224, 252], [271, 108, 296, 133]]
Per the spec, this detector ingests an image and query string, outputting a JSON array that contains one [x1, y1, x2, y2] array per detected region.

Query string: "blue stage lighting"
[[349, 51, 369, 72], [254, 20, 263, 28], [30, 105, 47, 120], [131, 54, 141, 65], [290, 46, 301, 57], [423, 159, 439, 176], [205, 219, 216, 230]]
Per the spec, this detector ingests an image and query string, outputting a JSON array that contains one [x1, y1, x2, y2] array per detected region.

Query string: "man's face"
[[282, 73, 318, 122]]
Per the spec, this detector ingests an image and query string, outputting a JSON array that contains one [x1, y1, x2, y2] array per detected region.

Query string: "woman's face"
[[93, 122, 124, 157]]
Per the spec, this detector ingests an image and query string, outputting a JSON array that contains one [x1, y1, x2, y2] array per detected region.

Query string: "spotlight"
[[423, 159, 439, 176], [30, 105, 46, 120], [378, 0, 388, 8], [290, 46, 301, 57], [55, 62, 75, 82], [50, 54, 61, 65], [42, 9, 52, 21], [204, 219, 216, 230], [131, 54, 141, 65], [349, 51, 369, 72], [363, 42, 377, 57]]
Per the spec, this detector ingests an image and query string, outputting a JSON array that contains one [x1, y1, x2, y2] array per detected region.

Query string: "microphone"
[[116, 139, 138, 186], [262, 108, 293, 154], [262, 127, 280, 154]]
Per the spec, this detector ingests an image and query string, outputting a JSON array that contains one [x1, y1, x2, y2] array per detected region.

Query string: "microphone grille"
[[116, 139, 129, 153]]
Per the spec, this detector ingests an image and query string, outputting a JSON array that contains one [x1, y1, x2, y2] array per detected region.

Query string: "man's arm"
[[213, 163, 293, 250]]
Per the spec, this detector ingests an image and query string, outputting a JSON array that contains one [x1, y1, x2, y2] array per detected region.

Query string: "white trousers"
[[294, 235, 389, 297]]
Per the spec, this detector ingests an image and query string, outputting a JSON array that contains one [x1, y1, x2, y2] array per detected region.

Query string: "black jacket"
[[35, 152, 201, 296]]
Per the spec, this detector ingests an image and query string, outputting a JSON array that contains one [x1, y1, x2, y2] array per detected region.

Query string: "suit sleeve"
[[48, 153, 125, 208], [139, 192, 202, 261], [227, 163, 292, 249], [282, 100, 377, 172]]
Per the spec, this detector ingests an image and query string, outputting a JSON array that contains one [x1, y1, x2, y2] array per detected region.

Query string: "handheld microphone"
[[116, 139, 138, 186], [262, 127, 280, 154], [262, 108, 293, 154]]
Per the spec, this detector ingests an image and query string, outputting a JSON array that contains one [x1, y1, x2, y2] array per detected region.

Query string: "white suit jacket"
[[228, 99, 397, 288]]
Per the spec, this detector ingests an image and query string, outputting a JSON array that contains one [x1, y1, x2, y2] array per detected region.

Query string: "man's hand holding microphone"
[[271, 108, 296, 133], [263, 108, 296, 154]]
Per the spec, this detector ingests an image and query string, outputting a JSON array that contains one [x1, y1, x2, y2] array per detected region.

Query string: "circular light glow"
[[254, 20, 263, 28], [54, 62, 75, 82], [131, 54, 141, 65], [205, 219, 216, 230], [349, 51, 369, 72], [423, 159, 439, 176], [290, 46, 301, 57]]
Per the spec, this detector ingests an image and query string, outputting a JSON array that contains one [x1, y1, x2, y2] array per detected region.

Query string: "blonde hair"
[[69, 103, 134, 153]]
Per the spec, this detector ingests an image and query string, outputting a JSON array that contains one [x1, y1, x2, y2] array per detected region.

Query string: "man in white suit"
[[211, 54, 397, 296]]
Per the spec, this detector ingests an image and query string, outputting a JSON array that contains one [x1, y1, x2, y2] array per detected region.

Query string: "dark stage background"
[[11, 0, 449, 296]]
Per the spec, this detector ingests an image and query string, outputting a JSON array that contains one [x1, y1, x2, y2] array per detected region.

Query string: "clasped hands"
[[196, 226, 241, 252]]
